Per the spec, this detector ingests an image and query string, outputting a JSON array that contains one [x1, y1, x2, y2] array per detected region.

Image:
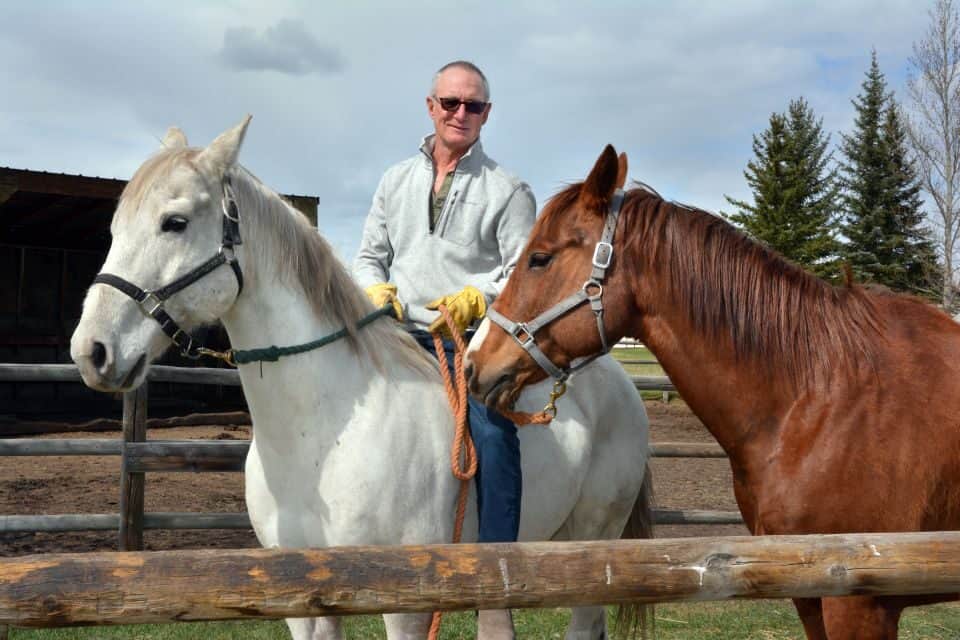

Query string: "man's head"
[[427, 61, 491, 157]]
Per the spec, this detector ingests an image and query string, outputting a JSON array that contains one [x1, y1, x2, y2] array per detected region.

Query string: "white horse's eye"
[[161, 215, 189, 233]]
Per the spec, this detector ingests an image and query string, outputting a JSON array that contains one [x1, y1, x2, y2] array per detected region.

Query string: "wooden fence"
[[3, 532, 960, 627], [0, 362, 739, 551]]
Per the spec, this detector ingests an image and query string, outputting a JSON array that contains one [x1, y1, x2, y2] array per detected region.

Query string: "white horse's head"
[[70, 117, 252, 392]]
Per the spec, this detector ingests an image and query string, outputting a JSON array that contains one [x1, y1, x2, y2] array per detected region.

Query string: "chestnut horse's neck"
[[620, 192, 883, 454]]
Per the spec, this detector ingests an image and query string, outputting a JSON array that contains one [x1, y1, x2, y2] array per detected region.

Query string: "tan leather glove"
[[365, 283, 404, 321], [425, 285, 487, 336]]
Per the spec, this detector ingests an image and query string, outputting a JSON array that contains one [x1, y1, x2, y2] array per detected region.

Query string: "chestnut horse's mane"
[[546, 183, 900, 389]]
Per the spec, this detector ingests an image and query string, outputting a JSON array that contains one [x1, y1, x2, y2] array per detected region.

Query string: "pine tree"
[[881, 103, 940, 296], [725, 98, 842, 279], [841, 51, 940, 297]]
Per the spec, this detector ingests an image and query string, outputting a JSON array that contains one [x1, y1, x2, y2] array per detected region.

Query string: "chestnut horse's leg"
[[821, 596, 901, 640], [793, 598, 827, 640]]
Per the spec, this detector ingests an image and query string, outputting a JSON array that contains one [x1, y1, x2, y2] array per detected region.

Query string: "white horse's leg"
[[285, 616, 342, 640], [566, 607, 608, 640], [382, 612, 433, 639]]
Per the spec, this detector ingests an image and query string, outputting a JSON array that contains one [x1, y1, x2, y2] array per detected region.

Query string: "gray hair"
[[431, 60, 490, 102]]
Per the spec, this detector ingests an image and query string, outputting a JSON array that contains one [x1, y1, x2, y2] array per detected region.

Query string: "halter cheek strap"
[[92, 176, 244, 359], [487, 188, 625, 382]]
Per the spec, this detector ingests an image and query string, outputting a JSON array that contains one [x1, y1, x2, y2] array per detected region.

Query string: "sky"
[[0, 0, 932, 264]]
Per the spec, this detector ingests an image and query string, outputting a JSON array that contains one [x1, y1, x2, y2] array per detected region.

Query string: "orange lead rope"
[[426, 306, 554, 640]]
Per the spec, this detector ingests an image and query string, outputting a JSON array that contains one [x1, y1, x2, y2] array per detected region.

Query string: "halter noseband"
[[92, 176, 244, 360], [487, 188, 625, 383]]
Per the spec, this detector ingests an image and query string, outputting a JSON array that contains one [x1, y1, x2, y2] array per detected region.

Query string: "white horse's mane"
[[120, 147, 436, 377]]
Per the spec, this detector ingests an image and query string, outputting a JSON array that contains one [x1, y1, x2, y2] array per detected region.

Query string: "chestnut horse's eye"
[[161, 215, 189, 233], [528, 252, 553, 269]]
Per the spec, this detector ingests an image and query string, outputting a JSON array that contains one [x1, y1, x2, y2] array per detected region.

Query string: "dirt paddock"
[[0, 399, 747, 556]]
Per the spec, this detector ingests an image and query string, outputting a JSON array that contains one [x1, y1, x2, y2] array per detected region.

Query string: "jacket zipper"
[[437, 188, 459, 236]]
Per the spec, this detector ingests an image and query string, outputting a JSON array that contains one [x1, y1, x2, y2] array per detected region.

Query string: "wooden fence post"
[[118, 386, 147, 551]]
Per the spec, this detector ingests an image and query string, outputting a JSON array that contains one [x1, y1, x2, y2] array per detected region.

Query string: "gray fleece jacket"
[[353, 135, 537, 330]]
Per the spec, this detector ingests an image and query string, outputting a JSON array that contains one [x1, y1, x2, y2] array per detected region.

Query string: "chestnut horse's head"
[[466, 145, 638, 411]]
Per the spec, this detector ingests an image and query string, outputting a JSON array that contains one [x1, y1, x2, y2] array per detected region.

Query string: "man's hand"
[[426, 285, 487, 336], [365, 283, 404, 321]]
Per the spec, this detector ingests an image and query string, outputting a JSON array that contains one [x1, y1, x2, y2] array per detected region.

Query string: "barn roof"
[[0, 167, 319, 252]]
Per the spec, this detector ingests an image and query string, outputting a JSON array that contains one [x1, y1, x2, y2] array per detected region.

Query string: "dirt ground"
[[0, 399, 747, 556]]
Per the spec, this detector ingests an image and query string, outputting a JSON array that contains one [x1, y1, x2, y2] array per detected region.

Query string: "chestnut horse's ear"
[[581, 145, 620, 214], [615, 152, 628, 189]]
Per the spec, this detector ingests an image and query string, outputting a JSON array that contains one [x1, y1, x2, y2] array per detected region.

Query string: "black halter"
[[92, 177, 244, 360], [487, 188, 625, 382]]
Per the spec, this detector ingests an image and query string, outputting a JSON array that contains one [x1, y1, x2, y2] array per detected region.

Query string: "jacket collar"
[[419, 134, 485, 171]]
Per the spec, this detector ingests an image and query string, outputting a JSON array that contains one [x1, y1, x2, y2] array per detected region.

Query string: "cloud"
[[219, 19, 345, 76]]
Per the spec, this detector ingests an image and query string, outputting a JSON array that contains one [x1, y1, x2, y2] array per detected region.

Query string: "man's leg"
[[467, 394, 521, 542], [410, 330, 519, 639]]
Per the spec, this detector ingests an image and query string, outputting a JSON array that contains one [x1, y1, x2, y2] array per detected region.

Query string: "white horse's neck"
[[220, 267, 375, 453]]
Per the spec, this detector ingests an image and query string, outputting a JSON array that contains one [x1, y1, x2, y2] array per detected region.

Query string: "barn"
[[0, 166, 318, 427]]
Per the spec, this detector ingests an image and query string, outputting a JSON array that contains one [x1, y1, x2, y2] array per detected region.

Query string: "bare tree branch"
[[906, 0, 960, 308]]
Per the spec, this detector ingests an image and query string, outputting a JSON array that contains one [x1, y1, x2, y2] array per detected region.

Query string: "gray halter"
[[487, 188, 625, 382]]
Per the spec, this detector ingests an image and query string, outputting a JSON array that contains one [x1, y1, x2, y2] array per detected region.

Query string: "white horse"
[[70, 117, 652, 640]]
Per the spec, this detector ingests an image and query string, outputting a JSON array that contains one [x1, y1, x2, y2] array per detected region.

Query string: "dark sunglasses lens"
[[438, 97, 460, 111], [437, 97, 486, 114]]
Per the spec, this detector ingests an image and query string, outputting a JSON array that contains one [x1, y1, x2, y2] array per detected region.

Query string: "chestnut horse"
[[465, 145, 960, 639]]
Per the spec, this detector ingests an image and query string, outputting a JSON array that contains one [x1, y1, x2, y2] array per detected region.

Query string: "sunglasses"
[[434, 96, 488, 115]]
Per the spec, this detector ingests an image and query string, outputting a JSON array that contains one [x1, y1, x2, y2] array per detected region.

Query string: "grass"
[[12, 601, 959, 639]]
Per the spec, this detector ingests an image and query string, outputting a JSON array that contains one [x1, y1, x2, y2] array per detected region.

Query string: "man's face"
[[427, 67, 491, 155]]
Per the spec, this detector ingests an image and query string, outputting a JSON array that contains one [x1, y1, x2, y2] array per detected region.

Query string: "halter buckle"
[[171, 329, 198, 358], [592, 242, 613, 269], [222, 182, 240, 222], [140, 292, 164, 316], [219, 245, 237, 263], [510, 322, 535, 347]]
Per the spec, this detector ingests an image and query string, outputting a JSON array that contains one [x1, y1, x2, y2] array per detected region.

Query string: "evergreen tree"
[[725, 98, 842, 279], [881, 103, 941, 296], [841, 51, 940, 297]]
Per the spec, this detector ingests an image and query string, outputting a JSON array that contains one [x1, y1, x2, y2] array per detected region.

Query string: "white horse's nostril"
[[91, 341, 107, 370]]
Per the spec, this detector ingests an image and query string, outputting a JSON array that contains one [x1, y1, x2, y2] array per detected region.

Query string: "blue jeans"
[[411, 330, 521, 543]]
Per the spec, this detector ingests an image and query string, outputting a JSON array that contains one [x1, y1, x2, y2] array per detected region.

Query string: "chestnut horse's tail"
[[614, 463, 655, 640]]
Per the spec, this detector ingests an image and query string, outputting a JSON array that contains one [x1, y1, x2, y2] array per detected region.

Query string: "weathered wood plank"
[[653, 509, 743, 525], [631, 375, 674, 391], [1, 533, 959, 627], [1, 412, 251, 436], [0, 363, 241, 386], [0, 512, 251, 533], [124, 440, 248, 472], [0, 509, 744, 532], [650, 442, 726, 458], [0, 438, 121, 456]]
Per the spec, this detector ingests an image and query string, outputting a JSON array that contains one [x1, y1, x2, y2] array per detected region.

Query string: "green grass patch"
[[12, 601, 959, 639]]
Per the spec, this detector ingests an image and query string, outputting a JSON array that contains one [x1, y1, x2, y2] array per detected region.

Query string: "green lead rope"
[[229, 304, 397, 365]]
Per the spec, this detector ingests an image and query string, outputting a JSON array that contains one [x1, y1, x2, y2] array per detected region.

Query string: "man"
[[354, 60, 535, 639]]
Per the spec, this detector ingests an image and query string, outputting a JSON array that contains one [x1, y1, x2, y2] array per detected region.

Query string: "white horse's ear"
[[161, 127, 188, 149], [196, 115, 252, 175]]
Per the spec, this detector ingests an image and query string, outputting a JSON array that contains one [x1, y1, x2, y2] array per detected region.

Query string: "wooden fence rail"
[[2, 532, 959, 628]]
